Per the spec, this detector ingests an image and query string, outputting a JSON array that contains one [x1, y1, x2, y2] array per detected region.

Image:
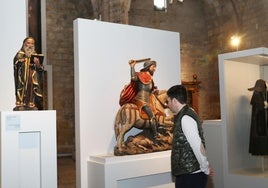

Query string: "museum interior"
[[46, 0, 268, 159], [1, 0, 268, 188]]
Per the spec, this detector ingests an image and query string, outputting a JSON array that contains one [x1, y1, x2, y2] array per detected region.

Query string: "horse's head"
[[152, 90, 173, 118]]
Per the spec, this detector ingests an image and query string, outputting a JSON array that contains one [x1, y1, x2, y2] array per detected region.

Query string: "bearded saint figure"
[[13, 37, 44, 111]]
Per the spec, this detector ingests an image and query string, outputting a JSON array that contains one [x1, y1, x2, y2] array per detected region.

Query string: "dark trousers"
[[175, 172, 208, 188]]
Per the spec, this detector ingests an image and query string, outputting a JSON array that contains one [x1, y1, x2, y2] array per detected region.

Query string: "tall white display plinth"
[[0, 111, 57, 188], [88, 151, 174, 188]]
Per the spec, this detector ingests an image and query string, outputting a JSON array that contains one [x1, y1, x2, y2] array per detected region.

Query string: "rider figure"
[[129, 59, 160, 139]]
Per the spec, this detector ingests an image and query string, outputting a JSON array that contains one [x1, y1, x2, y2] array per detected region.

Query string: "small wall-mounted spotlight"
[[154, 0, 167, 11], [230, 35, 241, 51], [169, 0, 184, 4]]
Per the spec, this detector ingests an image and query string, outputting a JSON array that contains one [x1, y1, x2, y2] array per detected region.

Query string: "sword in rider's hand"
[[129, 58, 151, 64]]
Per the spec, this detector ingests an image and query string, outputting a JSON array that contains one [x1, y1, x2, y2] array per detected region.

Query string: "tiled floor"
[[58, 156, 76, 188]]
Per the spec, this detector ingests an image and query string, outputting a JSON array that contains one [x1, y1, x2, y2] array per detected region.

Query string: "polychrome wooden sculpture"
[[114, 58, 174, 155], [13, 37, 44, 111]]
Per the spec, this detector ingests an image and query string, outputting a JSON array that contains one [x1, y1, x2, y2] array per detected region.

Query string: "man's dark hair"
[[167, 85, 187, 104]]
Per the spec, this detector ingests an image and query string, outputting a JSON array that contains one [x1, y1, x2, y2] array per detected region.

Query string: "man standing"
[[128, 59, 159, 139], [13, 37, 44, 110], [166, 85, 213, 188]]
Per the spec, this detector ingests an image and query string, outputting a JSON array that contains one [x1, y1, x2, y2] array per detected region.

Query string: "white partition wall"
[[0, 110, 57, 188], [218, 47, 268, 188], [0, 0, 27, 111], [203, 120, 224, 188], [74, 18, 181, 188]]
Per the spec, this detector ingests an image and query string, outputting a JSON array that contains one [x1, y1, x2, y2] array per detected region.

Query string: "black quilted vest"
[[171, 105, 205, 176]]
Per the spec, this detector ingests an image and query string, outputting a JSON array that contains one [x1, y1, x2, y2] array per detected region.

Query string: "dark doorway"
[[28, 0, 42, 53], [28, 0, 47, 110]]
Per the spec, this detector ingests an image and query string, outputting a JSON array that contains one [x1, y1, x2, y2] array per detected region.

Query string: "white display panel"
[[74, 18, 181, 188], [19, 132, 41, 187], [0, 0, 27, 111]]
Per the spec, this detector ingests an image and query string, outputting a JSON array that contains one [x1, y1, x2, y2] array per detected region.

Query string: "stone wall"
[[128, 0, 268, 119], [46, 0, 93, 154], [129, 0, 218, 119]]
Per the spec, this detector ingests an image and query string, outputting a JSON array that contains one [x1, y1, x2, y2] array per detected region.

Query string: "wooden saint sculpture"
[[13, 37, 44, 111]]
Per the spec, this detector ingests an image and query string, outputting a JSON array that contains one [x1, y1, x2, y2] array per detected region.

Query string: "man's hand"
[[128, 59, 136, 67], [209, 165, 214, 177], [33, 57, 42, 68]]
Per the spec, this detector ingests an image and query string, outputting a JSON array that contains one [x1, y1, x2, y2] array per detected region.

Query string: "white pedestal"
[[88, 151, 174, 188], [0, 111, 57, 188]]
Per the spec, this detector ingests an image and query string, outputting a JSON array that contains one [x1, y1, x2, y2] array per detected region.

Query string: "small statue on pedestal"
[[13, 37, 44, 111]]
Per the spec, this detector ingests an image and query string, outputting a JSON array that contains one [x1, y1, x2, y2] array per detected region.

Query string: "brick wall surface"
[[46, 0, 93, 154]]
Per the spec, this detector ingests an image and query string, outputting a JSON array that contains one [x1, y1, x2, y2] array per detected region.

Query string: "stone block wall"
[[46, 0, 93, 154], [129, 0, 219, 119]]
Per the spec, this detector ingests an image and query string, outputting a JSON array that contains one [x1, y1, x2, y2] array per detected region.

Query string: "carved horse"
[[114, 91, 173, 152]]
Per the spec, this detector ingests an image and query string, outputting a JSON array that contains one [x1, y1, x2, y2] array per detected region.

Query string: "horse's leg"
[[116, 107, 133, 149], [116, 104, 138, 152], [115, 112, 124, 152], [117, 127, 125, 151], [118, 114, 138, 151], [117, 122, 133, 151]]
